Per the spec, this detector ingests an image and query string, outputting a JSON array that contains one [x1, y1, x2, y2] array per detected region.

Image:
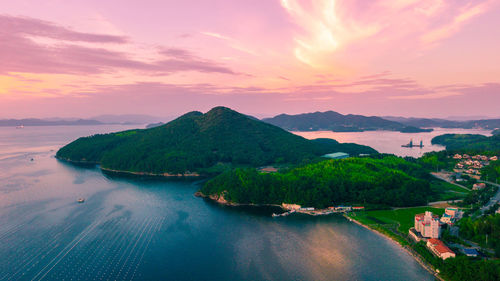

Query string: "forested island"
[[384, 116, 500, 130], [200, 155, 432, 208], [431, 133, 500, 153], [262, 111, 432, 132], [56, 107, 375, 175]]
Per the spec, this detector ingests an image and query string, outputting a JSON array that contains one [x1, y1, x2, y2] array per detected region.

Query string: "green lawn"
[[351, 207, 445, 234], [430, 179, 470, 201]]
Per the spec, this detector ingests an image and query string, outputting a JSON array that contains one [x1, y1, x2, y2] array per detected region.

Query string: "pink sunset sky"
[[1, 0, 500, 119]]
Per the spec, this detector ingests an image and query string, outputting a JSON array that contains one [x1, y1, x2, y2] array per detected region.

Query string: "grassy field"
[[430, 179, 470, 201], [350, 207, 445, 234]]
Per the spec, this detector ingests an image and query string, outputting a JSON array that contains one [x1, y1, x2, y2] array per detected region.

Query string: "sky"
[[1, 0, 500, 119]]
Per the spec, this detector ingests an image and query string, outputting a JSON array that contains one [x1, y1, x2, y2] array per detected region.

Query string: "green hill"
[[56, 107, 376, 175], [431, 134, 500, 153], [200, 156, 431, 208], [262, 111, 431, 132]]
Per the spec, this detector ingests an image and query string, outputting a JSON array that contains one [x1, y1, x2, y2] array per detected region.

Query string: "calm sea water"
[[0, 125, 438, 281], [294, 128, 492, 157]]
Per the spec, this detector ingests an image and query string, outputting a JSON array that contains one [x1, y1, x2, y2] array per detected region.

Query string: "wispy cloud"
[[280, 0, 494, 67], [389, 91, 463, 100], [421, 1, 492, 45], [201, 31, 258, 56], [0, 15, 237, 75], [0, 14, 128, 43]]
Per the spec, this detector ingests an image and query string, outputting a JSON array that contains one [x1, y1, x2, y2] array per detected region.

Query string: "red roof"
[[428, 239, 454, 254]]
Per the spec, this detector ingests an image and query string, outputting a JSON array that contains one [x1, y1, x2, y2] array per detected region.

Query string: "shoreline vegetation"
[[344, 212, 444, 280], [57, 157, 202, 177]]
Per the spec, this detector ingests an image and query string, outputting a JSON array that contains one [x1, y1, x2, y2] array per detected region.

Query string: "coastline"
[[194, 191, 283, 208], [56, 156, 202, 178], [344, 213, 444, 281], [195, 192, 354, 216]]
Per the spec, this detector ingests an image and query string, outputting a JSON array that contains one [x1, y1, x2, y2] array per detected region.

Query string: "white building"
[[415, 211, 441, 239]]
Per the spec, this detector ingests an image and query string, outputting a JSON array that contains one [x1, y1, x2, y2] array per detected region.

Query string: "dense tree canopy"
[[201, 156, 432, 208], [431, 134, 500, 154], [56, 107, 376, 174]]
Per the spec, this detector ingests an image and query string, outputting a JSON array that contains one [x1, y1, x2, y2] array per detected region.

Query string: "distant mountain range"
[[0, 114, 172, 127], [262, 111, 432, 133]]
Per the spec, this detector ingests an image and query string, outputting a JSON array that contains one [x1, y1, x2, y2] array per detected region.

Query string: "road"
[[479, 180, 500, 214], [431, 172, 471, 191]]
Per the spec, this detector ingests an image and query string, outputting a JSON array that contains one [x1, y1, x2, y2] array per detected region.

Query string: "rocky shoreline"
[[194, 191, 283, 209]]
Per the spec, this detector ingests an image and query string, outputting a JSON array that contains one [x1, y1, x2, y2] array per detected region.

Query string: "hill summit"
[[56, 107, 375, 175], [262, 111, 431, 132]]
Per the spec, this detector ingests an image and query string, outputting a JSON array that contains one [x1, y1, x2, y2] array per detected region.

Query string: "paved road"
[[431, 172, 471, 191], [479, 180, 500, 213]]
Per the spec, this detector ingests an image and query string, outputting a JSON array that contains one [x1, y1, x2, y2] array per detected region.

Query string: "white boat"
[[15, 125, 24, 129], [77, 198, 85, 203]]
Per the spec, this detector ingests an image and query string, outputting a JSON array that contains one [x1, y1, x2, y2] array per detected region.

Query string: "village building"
[[426, 238, 456, 260], [463, 248, 479, 257], [473, 183, 486, 190], [282, 203, 301, 210], [322, 152, 349, 159], [441, 207, 463, 225]]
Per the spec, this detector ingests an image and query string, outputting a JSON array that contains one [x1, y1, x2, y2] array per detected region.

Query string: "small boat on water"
[[402, 139, 424, 148], [77, 198, 85, 203], [16, 125, 24, 129]]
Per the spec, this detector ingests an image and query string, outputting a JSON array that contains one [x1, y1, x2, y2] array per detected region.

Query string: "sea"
[[294, 128, 492, 158], [0, 125, 490, 280]]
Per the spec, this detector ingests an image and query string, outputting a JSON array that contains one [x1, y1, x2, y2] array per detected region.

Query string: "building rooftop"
[[428, 239, 454, 254], [463, 248, 479, 256], [322, 152, 349, 159]]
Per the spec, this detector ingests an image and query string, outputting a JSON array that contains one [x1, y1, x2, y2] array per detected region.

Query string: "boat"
[[77, 198, 85, 203], [15, 125, 24, 129], [402, 139, 424, 148], [402, 139, 413, 148]]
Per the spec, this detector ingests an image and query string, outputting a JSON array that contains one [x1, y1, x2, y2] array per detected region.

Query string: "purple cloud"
[[0, 15, 236, 75], [0, 14, 128, 43]]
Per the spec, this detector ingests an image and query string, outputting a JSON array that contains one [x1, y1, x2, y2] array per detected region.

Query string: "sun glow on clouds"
[[0, 0, 499, 118], [280, 0, 494, 69], [280, 0, 380, 68]]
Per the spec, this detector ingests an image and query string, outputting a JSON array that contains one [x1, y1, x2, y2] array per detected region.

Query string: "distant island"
[[145, 122, 165, 129], [431, 133, 500, 153], [262, 111, 432, 133], [56, 107, 376, 176], [0, 118, 103, 127], [384, 116, 500, 130]]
